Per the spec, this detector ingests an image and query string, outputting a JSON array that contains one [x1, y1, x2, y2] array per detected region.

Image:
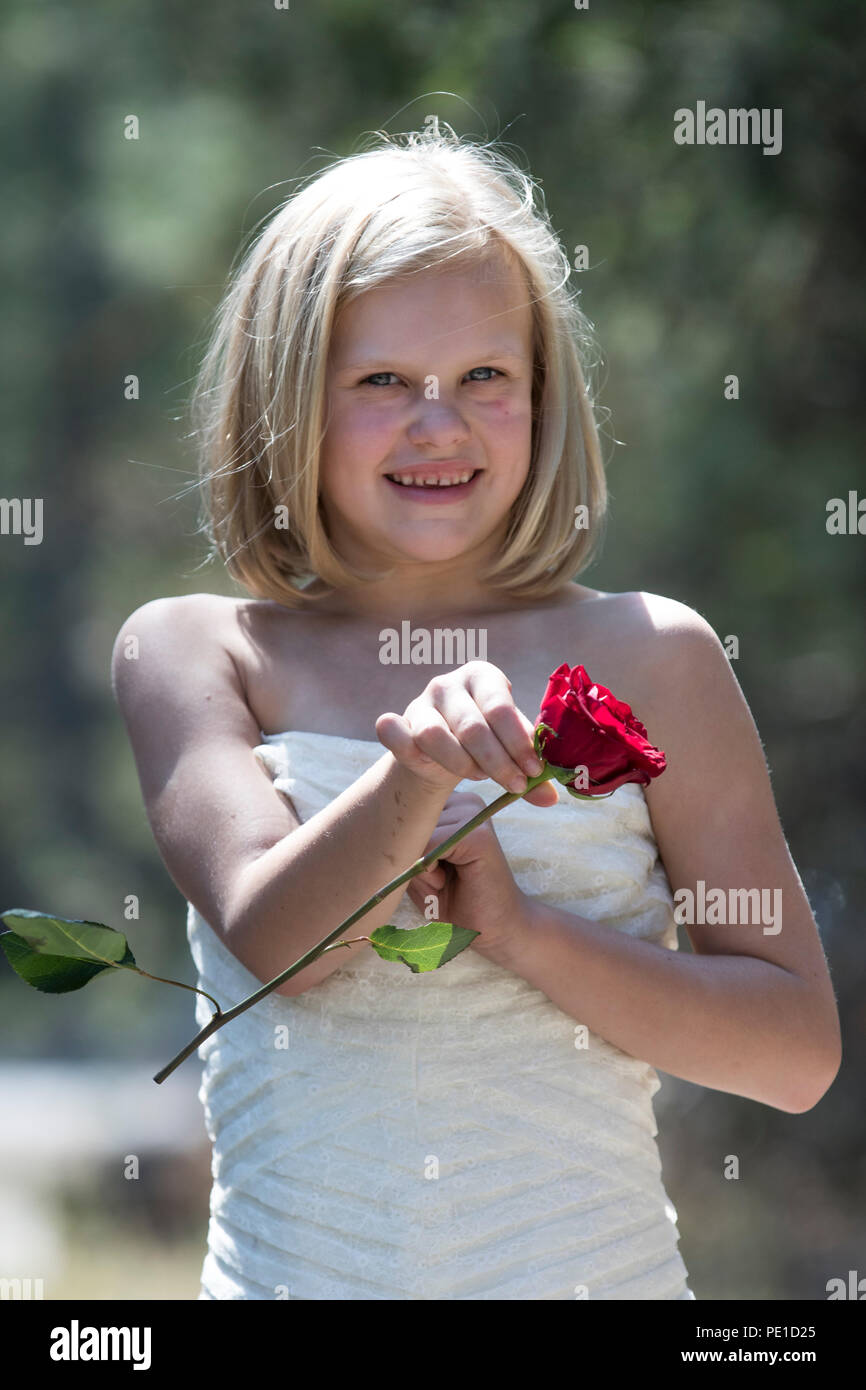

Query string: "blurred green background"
[[1, 0, 863, 1300]]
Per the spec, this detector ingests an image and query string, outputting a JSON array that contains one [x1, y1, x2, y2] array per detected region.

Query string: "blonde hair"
[[188, 124, 609, 607]]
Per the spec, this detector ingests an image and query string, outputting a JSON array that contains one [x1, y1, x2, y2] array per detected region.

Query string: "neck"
[[302, 559, 542, 625]]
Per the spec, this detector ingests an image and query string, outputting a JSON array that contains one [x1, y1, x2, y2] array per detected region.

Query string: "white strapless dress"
[[186, 729, 695, 1300]]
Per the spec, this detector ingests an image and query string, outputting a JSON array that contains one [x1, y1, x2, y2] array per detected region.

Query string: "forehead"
[[329, 253, 533, 364]]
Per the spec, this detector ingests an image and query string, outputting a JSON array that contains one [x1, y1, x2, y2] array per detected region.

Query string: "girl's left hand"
[[404, 790, 533, 969]]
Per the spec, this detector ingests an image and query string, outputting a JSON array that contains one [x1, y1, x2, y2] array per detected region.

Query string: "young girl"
[[112, 126, 841, 1301]]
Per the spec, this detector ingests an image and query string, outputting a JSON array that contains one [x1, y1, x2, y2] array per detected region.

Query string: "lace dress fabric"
[[187, 730, 695, 1300]]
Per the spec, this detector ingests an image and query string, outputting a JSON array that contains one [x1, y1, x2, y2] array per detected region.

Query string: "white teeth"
[[387, 471, 475, 488]]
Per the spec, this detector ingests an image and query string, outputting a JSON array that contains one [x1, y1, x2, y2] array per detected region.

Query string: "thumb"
[[523, 780, 560, 807]]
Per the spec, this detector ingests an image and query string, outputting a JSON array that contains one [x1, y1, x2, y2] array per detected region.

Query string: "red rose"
[[534, 664, 666, 797]]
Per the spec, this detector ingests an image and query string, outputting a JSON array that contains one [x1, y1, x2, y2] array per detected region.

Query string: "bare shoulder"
[[111, 593, 243, 699], [573, 588, 737, 757], [110, 594, 265, 798], [610, 590, 765, 812], [605, 589, 721, 647], [109, 593, 307, 948], [560, 582, 716, 635], [558, 585, 726, 690], [599, 590, 727, 691], [111, 591, 238, 646]]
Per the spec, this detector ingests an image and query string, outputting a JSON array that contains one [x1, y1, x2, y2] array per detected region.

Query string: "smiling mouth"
[[384, 469, 481, 489]]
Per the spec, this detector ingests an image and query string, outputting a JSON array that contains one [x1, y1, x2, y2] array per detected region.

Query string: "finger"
[[376, 709, 466, 785], [464, 665, 545, 779], [430, 670, 539, 794], [410, 865, 447, 895], [523, 781, 560, 807], [438, 791, 488, 817], [444, 727, 554, 807], [376, 710, 433, 762], [423, 830, 465, 865], [416, 856, 445, 876], [440, 780, 554, 818], [425, 800, 490, 850], [516, 706, 546, 752], [508, 706, 547, 772], [398, 696, 489, 783]]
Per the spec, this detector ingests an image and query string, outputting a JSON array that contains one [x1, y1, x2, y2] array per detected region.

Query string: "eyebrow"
[[334, 347, 528, 374]]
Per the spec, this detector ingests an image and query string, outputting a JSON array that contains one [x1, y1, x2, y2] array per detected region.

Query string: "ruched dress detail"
[[187, 729, 694, 1300]]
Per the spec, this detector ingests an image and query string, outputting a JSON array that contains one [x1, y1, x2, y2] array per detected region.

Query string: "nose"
[[405, 394, 471, 450]]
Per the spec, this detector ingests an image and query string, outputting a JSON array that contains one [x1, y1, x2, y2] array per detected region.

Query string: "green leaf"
[[542, 764, 616, 799], [368, 921, 478, 974], [548, 762, 579, 785], [0, 908, 137, 994], [564, 784, 615, 801]]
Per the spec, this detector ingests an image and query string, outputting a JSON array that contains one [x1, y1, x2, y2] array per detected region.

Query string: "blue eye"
[[360, 367, 503, 386]]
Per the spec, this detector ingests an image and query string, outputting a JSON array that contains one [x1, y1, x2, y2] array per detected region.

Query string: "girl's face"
[[319, 254, 535, 601]]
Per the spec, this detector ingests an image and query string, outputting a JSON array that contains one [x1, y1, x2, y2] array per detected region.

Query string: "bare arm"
[[110, 595, 455, 995], [503, 596, 842, 1113], [509, 901, 834, 1113], [111, 599, 552, 998]]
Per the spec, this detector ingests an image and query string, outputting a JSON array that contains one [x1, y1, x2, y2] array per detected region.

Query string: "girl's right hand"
[[375, 661, 560, 808]]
